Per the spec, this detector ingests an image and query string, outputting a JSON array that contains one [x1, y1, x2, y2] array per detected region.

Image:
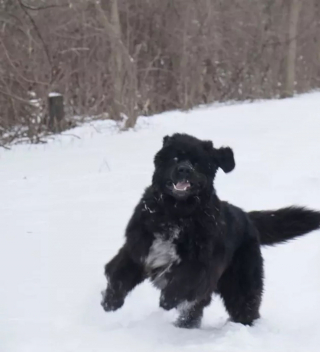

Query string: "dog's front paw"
[[101, 289, 124, 312], [160, 291, 181, 311], [174, 316, 201, 329]]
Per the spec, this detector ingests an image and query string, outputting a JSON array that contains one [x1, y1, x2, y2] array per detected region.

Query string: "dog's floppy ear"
[[163, 135, 171, 146], [202, 140, 213, 152], [215, 147, 235, 173]]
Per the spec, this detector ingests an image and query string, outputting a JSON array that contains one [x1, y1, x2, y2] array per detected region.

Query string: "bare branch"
[[17, 0, 53, 76], [19, 2, 69, 11]]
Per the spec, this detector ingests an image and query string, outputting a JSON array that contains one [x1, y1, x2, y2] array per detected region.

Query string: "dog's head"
[[152, 134, 235, 200]]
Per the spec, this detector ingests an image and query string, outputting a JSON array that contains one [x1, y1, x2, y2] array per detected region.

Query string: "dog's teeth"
[[174, 182, 190, 191]]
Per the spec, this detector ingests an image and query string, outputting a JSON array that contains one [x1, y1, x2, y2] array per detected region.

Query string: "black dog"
[[101, 133, 320, 328]]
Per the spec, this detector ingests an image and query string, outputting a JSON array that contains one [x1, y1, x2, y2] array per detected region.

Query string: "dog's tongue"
[[174, 181, 190, 191]]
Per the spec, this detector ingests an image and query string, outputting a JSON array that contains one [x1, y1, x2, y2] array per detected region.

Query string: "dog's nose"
[[177, 163, 192, 177]]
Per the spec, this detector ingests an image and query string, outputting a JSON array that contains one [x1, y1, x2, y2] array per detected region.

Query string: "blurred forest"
[[1, 0, 319, 144]]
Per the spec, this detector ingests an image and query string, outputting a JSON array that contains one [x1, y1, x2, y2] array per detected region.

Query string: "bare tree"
[[0, 0, 319, 146]]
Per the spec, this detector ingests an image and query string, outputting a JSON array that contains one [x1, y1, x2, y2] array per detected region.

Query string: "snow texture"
[[1, 92, 320, 352]]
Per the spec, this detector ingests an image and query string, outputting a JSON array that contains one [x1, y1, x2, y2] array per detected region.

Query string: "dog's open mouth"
[[165, 180, 195, 198], [173, 181, 191, 192]]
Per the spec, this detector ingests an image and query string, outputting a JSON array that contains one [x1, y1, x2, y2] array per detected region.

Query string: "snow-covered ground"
[[1, 93, 320, 352]]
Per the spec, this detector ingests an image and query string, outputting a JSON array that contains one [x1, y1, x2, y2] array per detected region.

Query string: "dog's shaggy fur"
[[101, 133, 320, 328]]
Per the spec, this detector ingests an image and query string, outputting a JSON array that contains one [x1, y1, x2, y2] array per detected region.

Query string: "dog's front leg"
[[101, 246, 145, 312], [159, 260, 223, 311], [159, 262, 207, 310]]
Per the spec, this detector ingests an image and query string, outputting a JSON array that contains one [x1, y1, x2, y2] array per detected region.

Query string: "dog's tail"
[[249, 207, 320, 246]]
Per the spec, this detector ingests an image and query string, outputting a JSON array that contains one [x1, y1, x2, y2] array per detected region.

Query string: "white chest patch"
[[145, 236, 180, 269], [145, 227, 181, 288]]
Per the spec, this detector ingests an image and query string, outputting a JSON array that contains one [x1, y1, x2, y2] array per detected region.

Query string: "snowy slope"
[[1, 93, 320, 352]]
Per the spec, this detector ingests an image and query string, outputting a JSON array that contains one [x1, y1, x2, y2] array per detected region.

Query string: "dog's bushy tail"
[[249, 207, 320, 245]]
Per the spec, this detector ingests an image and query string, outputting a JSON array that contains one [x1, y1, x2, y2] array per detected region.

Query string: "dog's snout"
[[177, 162, 192, 177]]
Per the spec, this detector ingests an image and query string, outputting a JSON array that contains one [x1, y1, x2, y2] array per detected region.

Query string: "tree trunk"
[[99, 0, 139, 128], [283, 0, 302, 98], [314, 0, 320, 85], [110, 0, 123, 120]]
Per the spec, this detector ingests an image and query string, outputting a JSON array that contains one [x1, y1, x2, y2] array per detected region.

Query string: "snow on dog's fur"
[[101, 133, 320, 328]]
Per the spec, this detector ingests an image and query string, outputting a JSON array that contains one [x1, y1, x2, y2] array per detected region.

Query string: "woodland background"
[[1, 0, 319, 145]]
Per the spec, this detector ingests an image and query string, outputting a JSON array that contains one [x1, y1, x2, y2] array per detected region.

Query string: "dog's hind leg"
[[101, 246, 145, 312], [175, 296, 212, 329], [218, 238, 263, 325]]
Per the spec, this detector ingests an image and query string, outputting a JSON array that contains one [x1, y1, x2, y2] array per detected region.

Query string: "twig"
[[17, 0, 53, 81], [60, 133, 81, 139], [0, 39, 49, 86], [0, 143, 10, 150], [19, 2, 69, 11], [99, 158, 111, 172], [0, 89, 31, 103]]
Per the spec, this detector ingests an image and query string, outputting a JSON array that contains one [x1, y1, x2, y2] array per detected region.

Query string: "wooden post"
[[48, 92, 64, 132]]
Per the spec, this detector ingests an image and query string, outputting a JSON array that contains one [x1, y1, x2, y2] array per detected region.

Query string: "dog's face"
[[152, 134, 235, 200]]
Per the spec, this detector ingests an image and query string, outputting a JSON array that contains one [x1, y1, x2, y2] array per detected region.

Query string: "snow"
[[48, 92, 62, 97], [1, 92, 320, 352]]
